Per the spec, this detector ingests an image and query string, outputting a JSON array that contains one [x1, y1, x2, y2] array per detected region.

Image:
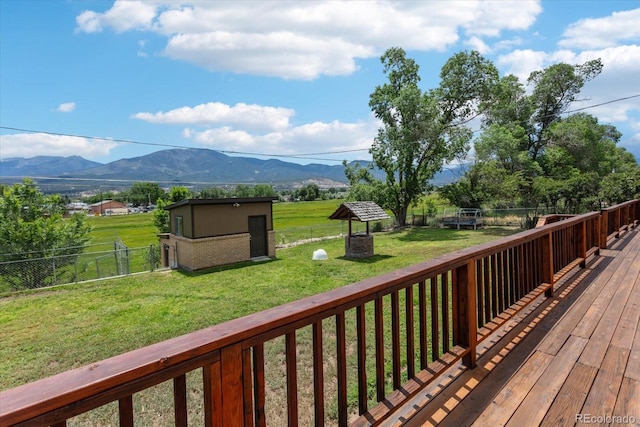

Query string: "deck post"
[[204, 344, 246, 427], [600, 211, 608, 249], [453, 259, 477, 368], [542, 232, 554, 297], [578, 221, 587, 268]]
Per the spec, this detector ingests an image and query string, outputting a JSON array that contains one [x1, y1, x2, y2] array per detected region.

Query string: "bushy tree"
[[168, 186, 192, 203], [352, 48, 499, 225], [128, 182, 164, 206], [0, 179, 92, 289], [153, 186, 192, 234], [445, 58, 640, 213], [198, 187, 229, 199], [153, 199, 170, 234]]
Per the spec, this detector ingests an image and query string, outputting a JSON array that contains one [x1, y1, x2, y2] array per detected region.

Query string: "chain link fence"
[[0, 245, 161, 292]]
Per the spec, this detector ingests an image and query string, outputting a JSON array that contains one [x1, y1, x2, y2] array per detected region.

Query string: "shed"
[[329, 201, 390, 258], [160, 197, 277, 271]]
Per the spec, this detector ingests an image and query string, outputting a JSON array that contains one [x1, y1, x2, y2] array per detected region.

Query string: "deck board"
[[540, 363, 598, 426], [396, 229, 640, 426]]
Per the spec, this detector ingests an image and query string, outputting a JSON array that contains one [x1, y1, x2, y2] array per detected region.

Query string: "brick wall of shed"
[[164, 230, 276, 271]]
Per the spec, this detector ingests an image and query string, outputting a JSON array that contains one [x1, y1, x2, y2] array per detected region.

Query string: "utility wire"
[[0, 126, 369, 162], [1, 93, 637, 161]]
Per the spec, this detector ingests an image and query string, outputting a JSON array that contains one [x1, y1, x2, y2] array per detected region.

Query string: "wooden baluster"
[[312, 321, 325, 426], [391, 291, 401, 388], [483, 257, 491, 322], [419, 281, 428, 370], [475, 260, 483, 327], [242, 348, 254, 427], [285, 332, 298, 427], [375, 297, 385, 402], [441, 273, 450, 353], [509, 247, 517, 306], [119, 395, 133, 427], [430, 278, 439, 361], [356, 306, 368, 415], [174, 374, 187, 427], [336, 313, 347, 427], [405, 286, 415, 378], [253, 343, 267, 427], [497, 251, 505, 314], [490, 255, 498, 320]]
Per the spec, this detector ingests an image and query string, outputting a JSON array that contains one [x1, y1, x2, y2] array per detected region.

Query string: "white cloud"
[[496, 49, 547, 81], [464, 36, 491, 54], [182, 118, 377, 161], [76, 0, 157, 34], [0, 133, 117, 159], [56, 102, 76, 113], [559, 8, 640, 49], [133, 102, 295, 132], [75, 0, 542, 79]]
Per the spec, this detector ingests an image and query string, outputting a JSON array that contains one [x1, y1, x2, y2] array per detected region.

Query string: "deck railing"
[[2, 200, 639, 427]]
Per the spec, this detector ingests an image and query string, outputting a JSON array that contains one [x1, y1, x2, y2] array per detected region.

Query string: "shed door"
[[249, 215, 267, 258]]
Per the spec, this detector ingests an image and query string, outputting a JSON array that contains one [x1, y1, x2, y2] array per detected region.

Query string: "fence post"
[[52, 257, 57, 286], [149, 244, 155, 272], [453, 259, 477, 368]]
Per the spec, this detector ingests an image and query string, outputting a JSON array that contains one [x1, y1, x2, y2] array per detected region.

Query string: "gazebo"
[[329, 201, 390, 258]]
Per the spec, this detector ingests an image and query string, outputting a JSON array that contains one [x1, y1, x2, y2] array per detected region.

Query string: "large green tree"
[[0, 179, 92, 289], [443, 58, 638, 213], [351, 48, 499, 225]]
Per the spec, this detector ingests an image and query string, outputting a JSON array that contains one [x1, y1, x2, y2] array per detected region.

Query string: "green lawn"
[[86, 212, 159, 249], [0, 226, 518, 390]]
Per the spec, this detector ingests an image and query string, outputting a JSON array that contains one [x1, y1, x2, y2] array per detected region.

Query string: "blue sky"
[[1, 0, 639, 166]]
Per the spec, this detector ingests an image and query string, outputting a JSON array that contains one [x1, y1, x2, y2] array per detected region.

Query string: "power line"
[[564, 94, 640, 114], [0, 126, 369, 162], [1, 93, 637, 162]]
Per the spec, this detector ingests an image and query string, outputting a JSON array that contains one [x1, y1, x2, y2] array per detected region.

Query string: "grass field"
[[84, 195, 454, 248]]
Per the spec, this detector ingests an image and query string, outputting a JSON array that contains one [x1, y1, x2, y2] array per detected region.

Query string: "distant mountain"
[[1, 148, 461, 189], [0, 155, 102, 177]]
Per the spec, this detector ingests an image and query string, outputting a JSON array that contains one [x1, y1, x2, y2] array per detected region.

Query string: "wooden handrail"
[[2, 200, 639, 426]]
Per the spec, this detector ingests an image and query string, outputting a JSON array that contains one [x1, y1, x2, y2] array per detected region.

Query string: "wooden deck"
[[395, 228, 640, 426]]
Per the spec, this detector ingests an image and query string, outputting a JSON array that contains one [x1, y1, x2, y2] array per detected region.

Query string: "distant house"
[[65, 202, 89, 216], [89, 200, 127, 216], [160, 197, 277, 271]]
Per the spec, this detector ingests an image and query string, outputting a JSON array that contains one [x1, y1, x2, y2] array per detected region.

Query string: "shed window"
[[175, 216, 183, 237]]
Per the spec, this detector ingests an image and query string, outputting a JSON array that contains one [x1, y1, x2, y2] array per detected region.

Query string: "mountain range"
[[0, 148, 461, 190]]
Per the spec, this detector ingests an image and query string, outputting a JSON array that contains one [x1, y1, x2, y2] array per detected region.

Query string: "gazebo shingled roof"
[[329, 201, 389, 222]]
